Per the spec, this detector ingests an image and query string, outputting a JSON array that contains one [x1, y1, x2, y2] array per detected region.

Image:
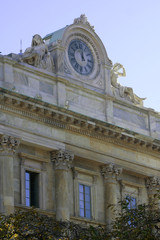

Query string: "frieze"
[[0, 92, 160, 158]]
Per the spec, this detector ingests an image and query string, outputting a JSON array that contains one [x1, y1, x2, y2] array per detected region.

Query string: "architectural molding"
[[51, 149, 74, 170], [0, 90, 160, 158], [19, 152, 49, 163]]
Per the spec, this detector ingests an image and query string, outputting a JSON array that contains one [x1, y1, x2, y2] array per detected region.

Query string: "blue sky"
[[1, 0, 160, 112]]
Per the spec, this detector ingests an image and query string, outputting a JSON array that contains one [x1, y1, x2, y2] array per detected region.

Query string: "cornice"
[[0, 88, 160, 158], [19, 152, 49, 163]]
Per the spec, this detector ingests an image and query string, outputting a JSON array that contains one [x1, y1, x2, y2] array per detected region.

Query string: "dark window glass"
[[25, 171, 39, 208], [79, 184, 91, 218]]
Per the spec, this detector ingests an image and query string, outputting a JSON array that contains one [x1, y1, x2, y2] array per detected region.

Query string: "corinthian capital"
[[101, 163, 122, 182], [146, 176, 160, 191], [0, 135, 20, 154], [51, 149, 74, 170]]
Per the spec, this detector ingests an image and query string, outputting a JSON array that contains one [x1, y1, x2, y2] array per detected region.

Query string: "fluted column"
[[146, 176, 160, 205], [101, 163, 122, 229], [0, 135, 20, 214], [51, 149, 74, 221]]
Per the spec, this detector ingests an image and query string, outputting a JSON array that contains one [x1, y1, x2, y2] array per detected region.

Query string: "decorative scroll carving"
[[146, 176, 160, 191], [21, 34, 55, 73], [111, 63, 145, 105], [101, 163, 122, 182], [73, 14, 95, 32], [51, 149, 74, 170], [0, 135, 20, 153]]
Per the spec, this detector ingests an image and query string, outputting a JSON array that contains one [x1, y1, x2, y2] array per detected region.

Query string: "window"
[[25, 171, 39, 208], [79, 184, 91, 218], [126, 195, 136, 209]]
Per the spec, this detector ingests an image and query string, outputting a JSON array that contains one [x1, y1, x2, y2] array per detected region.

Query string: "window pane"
[[85, 202, 91, 210], [131, 197, 136, 208], [79, 184, 84, 193], [85, 186, 90, 194], [86, 210, 91, 218], [26, 190, 30, 198], [79, 192, 84, 201], [25, 171, 39, 208], [25, 181, 30, 189], [80, 208, 84, 217], [26, 198, 30, 207], [79, 200, 84, 209], [85, 194, 90, 202], [25, 172, 30, 181]]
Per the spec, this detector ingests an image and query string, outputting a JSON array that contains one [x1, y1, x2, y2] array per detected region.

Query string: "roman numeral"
[[69, 52, 74, 57], [75, 63, 79, 69], [87, 64, 91, 69]]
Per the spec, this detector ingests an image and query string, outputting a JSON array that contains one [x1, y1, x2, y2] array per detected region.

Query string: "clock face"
[[68, 40, 94, 75]]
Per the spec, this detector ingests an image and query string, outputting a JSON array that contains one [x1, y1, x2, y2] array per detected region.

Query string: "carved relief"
[[101, 163, 122, 181], [146, 176, 160, 191], [111, 63, 145, 105], [21, 34, 55, 73], [0, 135, 20, 153], [51, 149, 74, 170], [73, 14, 95, 32]]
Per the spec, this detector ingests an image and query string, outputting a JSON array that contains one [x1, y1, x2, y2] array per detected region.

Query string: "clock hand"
[[81, 51, 85, 61]]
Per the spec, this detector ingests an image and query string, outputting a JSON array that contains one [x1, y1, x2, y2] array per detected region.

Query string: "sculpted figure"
[[21, 34, 55, 73], [111, 63, 144, 105], [73, 14, 94, 31]]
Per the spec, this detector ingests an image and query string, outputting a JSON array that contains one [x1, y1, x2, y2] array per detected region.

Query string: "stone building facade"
[[0, 15, 159, 227]]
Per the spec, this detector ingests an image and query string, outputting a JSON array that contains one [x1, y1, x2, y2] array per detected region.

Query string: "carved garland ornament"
[[51, 149, 74, 170]]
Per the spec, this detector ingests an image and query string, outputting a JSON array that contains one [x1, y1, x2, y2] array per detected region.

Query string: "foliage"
[[112, 193, 160, 240], [0, 193, 159, 239], [0, 208, 109, 240]]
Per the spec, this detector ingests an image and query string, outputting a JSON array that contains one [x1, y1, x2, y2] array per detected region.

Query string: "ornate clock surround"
[[65, 32, 101, 82]]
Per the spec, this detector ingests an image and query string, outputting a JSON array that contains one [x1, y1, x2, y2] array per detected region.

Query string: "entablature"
[[0, 87, 160, 158]]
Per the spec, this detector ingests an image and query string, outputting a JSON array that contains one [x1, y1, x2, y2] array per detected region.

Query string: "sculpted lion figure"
[[22, 34, 55, 73]]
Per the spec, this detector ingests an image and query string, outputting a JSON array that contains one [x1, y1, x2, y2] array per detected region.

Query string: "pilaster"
[[146, 176, 160, 204], [0, 135, 20, 214], [51, 149, 74, 221], [101, 163, 122, 229]]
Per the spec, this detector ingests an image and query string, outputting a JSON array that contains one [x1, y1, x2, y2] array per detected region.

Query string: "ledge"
[[0, 87, 160, 158]]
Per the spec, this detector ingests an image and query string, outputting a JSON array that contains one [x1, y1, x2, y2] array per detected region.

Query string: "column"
[[0, 135, 20, 214], [51, 149, 74, 221], [146, 176, 160, 206], [101, 163, 122, 229]]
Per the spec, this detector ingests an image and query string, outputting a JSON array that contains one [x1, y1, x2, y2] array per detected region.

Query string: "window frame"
[[72, 167, 98, 220], [20, 155, 46, 210], [25, 171, 39, 208], [79, 183, 91, 219]]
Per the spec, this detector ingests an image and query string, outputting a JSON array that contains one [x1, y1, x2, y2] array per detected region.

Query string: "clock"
[[68, 39, 94, 75]]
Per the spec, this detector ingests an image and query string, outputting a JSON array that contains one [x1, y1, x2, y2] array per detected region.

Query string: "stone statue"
[[21, 34, 55, 73], [111, 63, 144, 105], [73, 14, 95, 31]]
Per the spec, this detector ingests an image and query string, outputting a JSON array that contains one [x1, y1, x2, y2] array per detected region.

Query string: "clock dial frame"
[[68, 39, 94, 75]]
